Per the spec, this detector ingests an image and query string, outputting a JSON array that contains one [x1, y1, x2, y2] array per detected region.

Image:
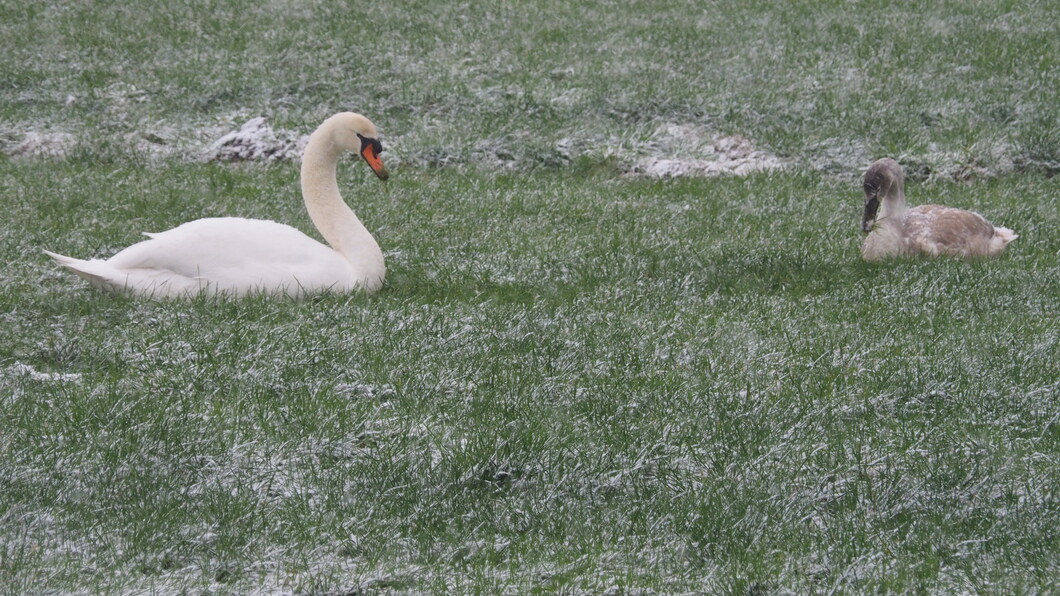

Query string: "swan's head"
[[861, 158, 903, 233], [327, 112, 389, 181]]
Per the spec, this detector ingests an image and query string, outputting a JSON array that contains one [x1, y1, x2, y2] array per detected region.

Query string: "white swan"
[[860, 158, 1017, 261], [44, 112, 390, 298]]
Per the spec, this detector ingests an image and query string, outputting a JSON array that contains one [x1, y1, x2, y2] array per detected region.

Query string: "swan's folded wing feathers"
[[108, 219, 301, 276], [905, 205, 1001, 257], [104, 217, 355, 292]]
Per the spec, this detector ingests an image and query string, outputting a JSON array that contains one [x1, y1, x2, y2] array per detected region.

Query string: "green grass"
[[2, 0, 1060, 593], [3, 161, 1059, 593], [2, 0, 1058, 173]]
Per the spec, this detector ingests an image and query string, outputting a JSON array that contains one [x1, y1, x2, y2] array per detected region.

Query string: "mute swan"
[[44, 112, 389, 298], [860, 158, 1017, 261]]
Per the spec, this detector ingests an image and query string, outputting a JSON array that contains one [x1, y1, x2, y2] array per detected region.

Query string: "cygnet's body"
[[45, 112, 390, 298], [860, 158, 1016, 260]]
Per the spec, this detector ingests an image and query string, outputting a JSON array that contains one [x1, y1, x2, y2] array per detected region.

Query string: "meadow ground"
[[1, 0, 1059, 593]]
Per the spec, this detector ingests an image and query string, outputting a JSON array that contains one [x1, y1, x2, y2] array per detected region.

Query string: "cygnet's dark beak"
[[861, 195, 879, 233]]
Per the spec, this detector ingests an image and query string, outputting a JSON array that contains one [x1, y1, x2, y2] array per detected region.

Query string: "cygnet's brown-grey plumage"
[[860, 158, 1016, 260]]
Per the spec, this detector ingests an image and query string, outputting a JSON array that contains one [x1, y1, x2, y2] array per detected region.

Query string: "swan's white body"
[[860, 158, 1016, 261], [44, 112, 389, 298]]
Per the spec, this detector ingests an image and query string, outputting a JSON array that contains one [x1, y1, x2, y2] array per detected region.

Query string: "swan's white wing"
[[102, 217, 355, 296]]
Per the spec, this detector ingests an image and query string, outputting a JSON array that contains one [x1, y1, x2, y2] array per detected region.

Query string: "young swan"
[[45, 112, 390, 298], [860, 158, 1017, 261]]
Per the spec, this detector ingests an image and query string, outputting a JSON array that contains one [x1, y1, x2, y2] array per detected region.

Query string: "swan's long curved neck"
[[878, 181, 908, 225], [300, 126, 384, 278]]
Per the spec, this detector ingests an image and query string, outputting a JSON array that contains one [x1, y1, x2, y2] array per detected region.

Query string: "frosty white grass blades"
[[2, 0, 1059, 592]]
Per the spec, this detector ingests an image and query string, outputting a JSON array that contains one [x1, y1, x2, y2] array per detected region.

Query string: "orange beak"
[[361, 144, 389, 180]]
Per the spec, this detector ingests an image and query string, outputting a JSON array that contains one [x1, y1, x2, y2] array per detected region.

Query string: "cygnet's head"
[[861, 158, 903, 233], [328, 112, 388, 181]]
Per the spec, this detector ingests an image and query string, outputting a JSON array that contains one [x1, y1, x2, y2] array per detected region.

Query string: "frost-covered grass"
[[3, 158, 1060, 593], [2, 0, 1058, 175], [3, 0, 1060, 593]]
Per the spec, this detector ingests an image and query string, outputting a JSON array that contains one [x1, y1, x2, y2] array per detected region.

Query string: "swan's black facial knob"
[[357, 133, 388, 180]]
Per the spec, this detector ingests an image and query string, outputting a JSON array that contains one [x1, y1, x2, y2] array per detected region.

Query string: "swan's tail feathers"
[[985, 226, 1018, 257], [43, 250, 122, 291], [44, 249, 203, 298], [994, 226, 1018, 245]]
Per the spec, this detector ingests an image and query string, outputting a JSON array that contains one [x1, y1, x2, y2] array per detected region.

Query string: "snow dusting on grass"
[[629, 123, 787, 178], [3, 166, 1059, 592], [0, 119, 1026, 182], [205, 116, 308, 163], [1, 130, 78, 159], [2, 0, 1059, 593], [6, 362, 82, 383]]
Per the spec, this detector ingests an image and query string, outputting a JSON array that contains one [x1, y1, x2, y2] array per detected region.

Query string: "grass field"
[[2, 1, 1059, 593]]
